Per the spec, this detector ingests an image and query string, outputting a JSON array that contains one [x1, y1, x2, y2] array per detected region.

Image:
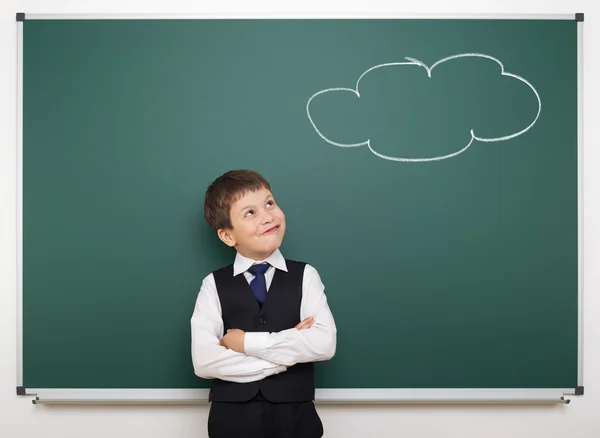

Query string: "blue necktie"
[[248, 263, 270, 305]]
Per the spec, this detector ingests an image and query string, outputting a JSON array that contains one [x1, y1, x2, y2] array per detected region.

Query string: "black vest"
[[209, 259, 315, 402]]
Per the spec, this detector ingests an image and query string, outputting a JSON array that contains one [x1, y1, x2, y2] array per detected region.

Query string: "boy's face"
[[218, 187, 286, 260]]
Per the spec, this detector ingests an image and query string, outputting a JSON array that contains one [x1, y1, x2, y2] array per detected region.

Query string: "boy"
[[191, 169, 337, 438]]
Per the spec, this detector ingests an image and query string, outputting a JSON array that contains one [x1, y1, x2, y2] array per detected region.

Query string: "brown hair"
[[204, 170, 271, 231]]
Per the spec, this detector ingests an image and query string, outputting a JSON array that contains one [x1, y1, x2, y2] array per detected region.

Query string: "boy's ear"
[[217, 228, 236, 247]]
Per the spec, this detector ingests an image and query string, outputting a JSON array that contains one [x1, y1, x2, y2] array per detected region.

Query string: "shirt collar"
[[233, 248, 288, 276]]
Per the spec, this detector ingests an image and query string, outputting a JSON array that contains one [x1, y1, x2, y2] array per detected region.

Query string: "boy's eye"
[[266, 200, 274, 208], [245, 210, 255, 217]]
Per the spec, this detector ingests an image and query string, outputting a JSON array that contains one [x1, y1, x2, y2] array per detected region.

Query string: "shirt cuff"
[[244, 332, 269, 357]]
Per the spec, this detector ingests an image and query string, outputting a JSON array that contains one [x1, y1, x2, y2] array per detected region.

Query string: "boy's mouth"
[[262, 225, 280, 235]]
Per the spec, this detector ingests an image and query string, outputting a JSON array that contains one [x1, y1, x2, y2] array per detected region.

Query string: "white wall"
[[1, 0, 599, 436]]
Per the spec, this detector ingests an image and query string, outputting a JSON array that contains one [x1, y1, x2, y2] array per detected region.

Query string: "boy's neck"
[[236, 248, 277, 261]]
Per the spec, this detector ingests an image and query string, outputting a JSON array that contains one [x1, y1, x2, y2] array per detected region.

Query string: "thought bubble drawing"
[[306, 53, 541, 162]]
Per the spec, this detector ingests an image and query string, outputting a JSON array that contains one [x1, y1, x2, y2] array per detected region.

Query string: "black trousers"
[[207, 396, 324, 438]]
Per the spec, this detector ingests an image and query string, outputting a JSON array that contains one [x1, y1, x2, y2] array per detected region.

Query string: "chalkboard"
[[18, 15, 582, 402]]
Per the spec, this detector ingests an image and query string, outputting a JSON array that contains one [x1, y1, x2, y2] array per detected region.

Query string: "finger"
[[299, 317, 312, 326], [295, 321, 307, 329], [296, 317, 314, 330], [303, 316, 314, 326], [300, 321, 314, 330]]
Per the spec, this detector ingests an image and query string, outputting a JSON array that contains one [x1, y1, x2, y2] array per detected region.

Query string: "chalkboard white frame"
[[15, 12, 584, 404]]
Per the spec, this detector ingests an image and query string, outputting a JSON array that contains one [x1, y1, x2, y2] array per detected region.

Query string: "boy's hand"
[[220, 329, 245, 353], [295, 316, 314, 330]]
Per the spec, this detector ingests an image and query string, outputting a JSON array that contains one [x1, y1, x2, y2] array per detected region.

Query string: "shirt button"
[[259, 316, 267, 325]]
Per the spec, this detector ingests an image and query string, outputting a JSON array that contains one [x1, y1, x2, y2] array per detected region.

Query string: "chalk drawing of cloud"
[[306, 53, 541, 163]]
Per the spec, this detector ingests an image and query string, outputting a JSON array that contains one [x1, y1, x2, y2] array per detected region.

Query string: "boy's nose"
[[261, 212, 274, 224]]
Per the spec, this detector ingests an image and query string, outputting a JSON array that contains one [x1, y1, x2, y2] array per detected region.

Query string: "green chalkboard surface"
[[21, 17, 580, 395]]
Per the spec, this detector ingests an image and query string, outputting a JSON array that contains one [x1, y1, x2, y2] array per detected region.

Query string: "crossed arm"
[[190, 265, 337, 383]]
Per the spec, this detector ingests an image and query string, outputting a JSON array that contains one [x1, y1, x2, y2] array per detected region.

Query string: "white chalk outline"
[[306, 53, 542, 162]]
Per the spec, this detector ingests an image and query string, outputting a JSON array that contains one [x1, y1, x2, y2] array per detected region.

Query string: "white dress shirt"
[[190, 249, 337, 383]]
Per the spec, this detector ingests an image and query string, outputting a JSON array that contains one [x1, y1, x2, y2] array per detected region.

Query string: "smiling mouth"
[[262, 225, 280, 235]]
